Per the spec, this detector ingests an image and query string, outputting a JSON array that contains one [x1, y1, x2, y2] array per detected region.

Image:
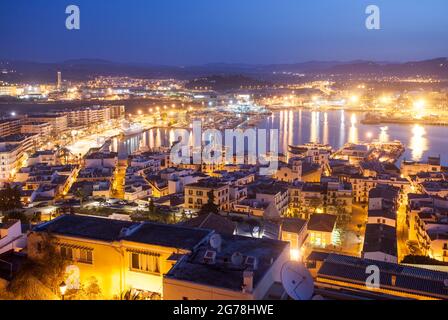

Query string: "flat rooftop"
[[165, 234, 288, 292]]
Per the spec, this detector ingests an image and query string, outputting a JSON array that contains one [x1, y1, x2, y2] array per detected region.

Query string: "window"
[[61, 246, 74, 260], [79, 249, 93, 264], [131, 253, 140, 269], [60, 245, 93, 264], [130, 252, 160, 274]]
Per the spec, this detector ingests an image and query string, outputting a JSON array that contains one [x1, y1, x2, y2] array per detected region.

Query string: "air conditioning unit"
[[203, 250, 217, 264]]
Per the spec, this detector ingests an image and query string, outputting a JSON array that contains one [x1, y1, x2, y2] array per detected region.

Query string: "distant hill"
[[1, 58, 447, 83]]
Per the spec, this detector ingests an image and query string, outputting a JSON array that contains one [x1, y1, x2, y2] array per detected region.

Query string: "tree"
[[74, 188, 88, 208], [3, 232, 68, 300], [198, 190, 219, 215], [0, 184, 23, 213], [148, 198, 156, 215], [3, 211, 29, 224]]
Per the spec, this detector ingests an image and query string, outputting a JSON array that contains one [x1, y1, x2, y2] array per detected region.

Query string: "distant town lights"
[[380, 96, 391, 104], [413, 99, 426, 111], [350, 95, 359, 103]]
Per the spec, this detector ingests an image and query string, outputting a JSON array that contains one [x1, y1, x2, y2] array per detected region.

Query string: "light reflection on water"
[[111, 109, 448, 165]]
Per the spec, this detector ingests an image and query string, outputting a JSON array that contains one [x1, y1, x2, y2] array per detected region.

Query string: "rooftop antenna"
[[209, 233, 222, 252], [281, 261, 314, 300]]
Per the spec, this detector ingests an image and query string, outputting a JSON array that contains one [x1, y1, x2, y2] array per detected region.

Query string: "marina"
[[111, 109, 448, 165]]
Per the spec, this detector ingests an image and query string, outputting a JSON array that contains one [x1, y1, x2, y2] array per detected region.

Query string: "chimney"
[[243, 270, 254, 293]]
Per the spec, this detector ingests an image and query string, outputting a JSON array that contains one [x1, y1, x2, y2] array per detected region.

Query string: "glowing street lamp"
[[137, 110, 143, 115], [59, 281, 67, 300]]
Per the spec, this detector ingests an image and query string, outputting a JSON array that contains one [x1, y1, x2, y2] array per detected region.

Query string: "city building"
[[400, 156, 442, 178], [312, 253, 448, 300], [280, 218, 307, 261], [28, 214, 213, 299], [27, 114, 68, 134], [163, 234, 289, 300], [0, 134, 39, 187], [0, 118, 22, 137], [184, 179, 230, 211], [362, 224, 398, 263], [21, 121, 53, 137], [306, 214, 337, 248]]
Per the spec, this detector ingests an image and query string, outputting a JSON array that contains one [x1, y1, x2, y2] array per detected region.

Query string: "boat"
[[121, 121, 144, 136]]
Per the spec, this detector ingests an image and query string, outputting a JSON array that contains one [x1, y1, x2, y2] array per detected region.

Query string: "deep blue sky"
[[1, 0, 447, 65]]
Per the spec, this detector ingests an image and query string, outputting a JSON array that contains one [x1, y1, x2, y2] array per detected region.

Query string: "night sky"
[[1, 0, 447, 65]]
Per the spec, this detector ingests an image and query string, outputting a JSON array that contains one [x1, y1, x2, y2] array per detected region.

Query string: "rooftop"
[[317, 253, 448, 299], [33, 214, 212, 251], [362, 224, 397, 257], [185, 178, 228, 189], [124, 222, 212, 251], [281, 218, 307, 234], [165, 234, 288, 292], [180, 213, 236, 236], [308, 214, 337, 233]]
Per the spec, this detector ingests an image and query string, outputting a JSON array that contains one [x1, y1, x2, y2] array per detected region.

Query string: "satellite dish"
[[210, 234, 222, 250], [281, 261, 314, 300], [231, 252, 244, 266]]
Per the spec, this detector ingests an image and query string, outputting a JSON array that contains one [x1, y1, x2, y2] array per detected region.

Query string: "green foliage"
[[198, 190, 219, 215], [3, 211, 29, 224], [68, 277, 102, 300], [4, 232, 68, 300], [74, 188, 88, 207], [0, 184, 23, 213]]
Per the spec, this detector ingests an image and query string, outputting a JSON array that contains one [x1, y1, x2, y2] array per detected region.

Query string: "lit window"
[[130, 252, 160, 274]]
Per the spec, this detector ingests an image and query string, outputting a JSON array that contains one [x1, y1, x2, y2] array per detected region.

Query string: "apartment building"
[[0, 134, 39, 187], [400, 156, 442, 178], [184, 179, 230, 211], [349, 174, 409, 203], [21, 121, 53, 137], [27, 114, 68, 134], [164, 235, 289, 300], [412, 210, 448, 262], [288, 180, 353, 220], [28, 214, 212, 299], [0, 118, 22, 137], [55, 105, 124, 128]]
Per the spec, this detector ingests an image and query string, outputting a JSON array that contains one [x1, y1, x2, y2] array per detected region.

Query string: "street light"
[[59, 281, 67, 300]]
